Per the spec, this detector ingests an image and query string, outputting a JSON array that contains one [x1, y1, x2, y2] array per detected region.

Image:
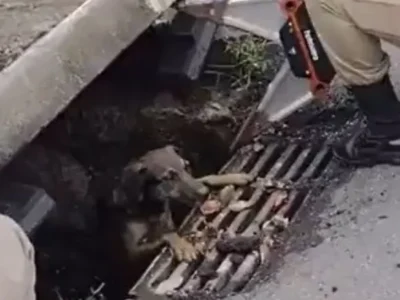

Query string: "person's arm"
[[0, 214, 36, 300]]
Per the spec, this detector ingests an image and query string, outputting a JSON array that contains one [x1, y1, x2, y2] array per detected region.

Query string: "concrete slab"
[[0, 0, 176, 169]]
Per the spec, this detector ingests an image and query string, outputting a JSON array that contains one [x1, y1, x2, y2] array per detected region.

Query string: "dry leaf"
[[200, 199, 222, 215], [197, 173, 253, 187], [273, 190, 288, 208], [218, 185, 235, 206], [253, 142, 264, 153], [271, 215, 289, 230], [229, 199, 256, 212]]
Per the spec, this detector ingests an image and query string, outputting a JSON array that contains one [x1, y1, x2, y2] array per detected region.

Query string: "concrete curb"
[[0, 0, 175, 168]]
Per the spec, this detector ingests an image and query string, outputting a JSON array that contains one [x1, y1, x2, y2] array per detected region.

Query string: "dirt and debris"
[[185, 223, 218, 255], [200, 184, 236, 215], [228, 180, 289, 213], [218, 185, 236, 206], [197, 259, 219, 280], [257, 82, 359, 147], [82, 283, 107, 300], [200, 198, 222, 216], [228, 200, 254, 212], [197, 173, 254, 187], [198, 173, 254, 215], [216, 232, 261, 255]]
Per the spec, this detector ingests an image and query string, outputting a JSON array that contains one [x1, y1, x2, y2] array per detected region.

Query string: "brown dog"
[[109, 145, 208, 262]]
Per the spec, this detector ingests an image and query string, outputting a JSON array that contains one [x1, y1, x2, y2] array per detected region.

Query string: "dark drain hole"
[[182, 259, 203, 284], [290, 146, 321, 182], [241, 185, 256, 200], [216, 186, 257, 230], [219, 211, 239, 230], [258, 144, 286, 177], [286, 190, 309, 220], [242, 150, 263, 173], [311, 149, 333, 179], [236, 191, 269, 234], [151, 259, 179, 287], [274, 145, 304, 179]]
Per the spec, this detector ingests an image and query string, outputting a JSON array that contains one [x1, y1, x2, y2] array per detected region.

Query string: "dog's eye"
[[181, 158, 190, 169], [162, 168, 179, 180]]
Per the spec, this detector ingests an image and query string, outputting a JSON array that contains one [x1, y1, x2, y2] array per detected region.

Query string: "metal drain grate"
[[129, 142, 333, 298]]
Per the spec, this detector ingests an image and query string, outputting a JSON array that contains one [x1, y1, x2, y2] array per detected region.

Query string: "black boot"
[[334, 75, 400, 166]]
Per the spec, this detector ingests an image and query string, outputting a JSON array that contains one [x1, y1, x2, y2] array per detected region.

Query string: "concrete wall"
[[0, 0, 175, 168]]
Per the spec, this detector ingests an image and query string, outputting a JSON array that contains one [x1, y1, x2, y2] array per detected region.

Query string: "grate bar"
[[180, 147, 299, 292], [300, 146, 331, 180], [203, 190, 292, 292], [249, 143, 280, 176], [264, 144, 299, 179], [221, 190, 303, 295], [282, 147, 314, 181], [219, 145, 253, 174]]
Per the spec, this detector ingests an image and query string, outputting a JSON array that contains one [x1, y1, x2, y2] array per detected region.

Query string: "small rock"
[[229, 200, 254, 212], [230, 253, 245, 265], [200, 199, 222, 215], [216, 234, 261, 254], [218, 185, 235, 206], [197, 260, 217, 279], [252, 142, 264, 153], [197, 102, 232, 124]]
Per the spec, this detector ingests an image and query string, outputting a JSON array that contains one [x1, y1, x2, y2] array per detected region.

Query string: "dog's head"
[[113, 145, 208, 210]]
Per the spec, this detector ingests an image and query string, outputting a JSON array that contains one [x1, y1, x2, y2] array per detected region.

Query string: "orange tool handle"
[[279, 0, 331, 98]]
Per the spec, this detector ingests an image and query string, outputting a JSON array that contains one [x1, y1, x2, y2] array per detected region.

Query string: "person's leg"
[[344, 0, 400, 50], [305, 0, 400, 166], [0, 214, 36, 300]]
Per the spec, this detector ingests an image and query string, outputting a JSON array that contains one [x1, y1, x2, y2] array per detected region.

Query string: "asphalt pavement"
[[229, 164, 400, 300]]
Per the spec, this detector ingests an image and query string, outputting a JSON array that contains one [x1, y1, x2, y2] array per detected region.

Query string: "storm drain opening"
[[129, 141, 334, 298], [0, 20, 294, 299], [0, 3, 358, 298]]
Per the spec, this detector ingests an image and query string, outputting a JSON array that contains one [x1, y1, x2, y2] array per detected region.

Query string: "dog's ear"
[[164, 145, 190, 170], [119, 163, 147, 203], [165, 144, 179, 153], [121, 162, 148, 184], [160, 167, 179, 180], [165, 144, 184, 158], [122, 161, 164, 205], [131, 161, 147, 175]]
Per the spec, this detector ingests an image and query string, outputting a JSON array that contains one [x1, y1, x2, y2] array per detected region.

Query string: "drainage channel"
[[129, 141, 334, 298]]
